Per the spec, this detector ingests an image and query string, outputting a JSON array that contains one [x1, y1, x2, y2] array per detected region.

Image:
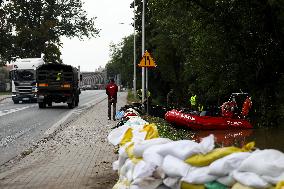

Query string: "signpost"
[[139, 50, 156, 114]]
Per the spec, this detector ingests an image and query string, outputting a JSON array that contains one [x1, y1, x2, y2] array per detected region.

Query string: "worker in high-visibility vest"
[[190, 94, 197, 110]]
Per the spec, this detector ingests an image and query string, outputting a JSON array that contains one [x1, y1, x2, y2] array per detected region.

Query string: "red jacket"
[[106, 82, 118, 100]]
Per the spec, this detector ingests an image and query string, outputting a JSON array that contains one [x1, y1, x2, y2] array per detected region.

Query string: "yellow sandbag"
[[185, 142, 255, 166], [232, 183, 256, 189], [276, 181, 284, 189], [181, 181, 205, 189], [141, 123, 159, 140], [120, 128, 133, 146], [113, 178, 131, 189], [125, 142, 142, 164]]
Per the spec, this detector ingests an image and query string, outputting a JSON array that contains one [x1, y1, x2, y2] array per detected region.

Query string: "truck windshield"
[[12, 69, 35, 81]]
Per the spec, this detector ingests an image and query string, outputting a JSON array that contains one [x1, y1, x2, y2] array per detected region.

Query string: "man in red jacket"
[[105, 78, 118, 120]]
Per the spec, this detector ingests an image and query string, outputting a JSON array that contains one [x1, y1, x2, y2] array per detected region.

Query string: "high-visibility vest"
[[190, 95, 196, 106]]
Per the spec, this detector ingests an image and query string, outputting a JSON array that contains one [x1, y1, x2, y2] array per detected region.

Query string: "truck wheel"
[[75, 96, 79, 106], [13, 100, 19, 104], [48, 102, 52, 107], [68, 99, 75, 109], [39, 102, 46, 108]]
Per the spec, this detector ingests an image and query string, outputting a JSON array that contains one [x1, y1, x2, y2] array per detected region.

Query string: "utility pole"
[[133, 0, 137, 96], [141, 0, 145, 112]]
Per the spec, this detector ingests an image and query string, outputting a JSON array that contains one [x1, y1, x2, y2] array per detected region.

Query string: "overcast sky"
[[60, 0, 134, 72]]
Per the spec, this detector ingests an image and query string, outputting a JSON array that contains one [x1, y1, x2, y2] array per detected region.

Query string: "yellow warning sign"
[[138, 50, 157, 68]]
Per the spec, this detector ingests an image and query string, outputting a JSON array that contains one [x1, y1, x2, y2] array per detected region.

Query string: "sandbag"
[[181, 166, 218, 184], [217, 173, 236, 187], [162, 155, 191, 177], [126, 143, 143, 163], [185, 142, 254, 167], [120, 128, 134, 146], [232, 171, 271, 189], [262, 173, 284, 185], [231, 183, 256, 189], [133, 138, 172, 158], [209, 152, 251, 176], [204, 181, 228, 189], [163, 177, 180, 189], [276, 181, 284, 189], [144, 135, 215, 166], [238, 149, 284, 178], [130, 177, 163, 189], [141, 124, 159, 140], [132, 160, 156, 180], [180, 182, 205, 189], [108, 125, 131, 145]]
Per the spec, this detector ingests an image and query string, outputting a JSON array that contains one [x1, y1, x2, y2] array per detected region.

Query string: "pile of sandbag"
[[108, 115, 284, 189]]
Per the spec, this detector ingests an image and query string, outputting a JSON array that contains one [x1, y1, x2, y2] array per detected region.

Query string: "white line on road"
[[0, 105, 36, 117]]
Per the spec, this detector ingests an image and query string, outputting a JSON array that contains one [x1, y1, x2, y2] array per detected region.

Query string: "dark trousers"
[[108, 99, 116, 120]]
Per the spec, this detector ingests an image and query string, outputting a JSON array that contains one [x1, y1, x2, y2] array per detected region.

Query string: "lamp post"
[[141, 0, 145, 112], [133, 0, 137, 96]]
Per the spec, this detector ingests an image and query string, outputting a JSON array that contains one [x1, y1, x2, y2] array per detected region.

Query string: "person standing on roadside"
[[106, 78, 118, 120]]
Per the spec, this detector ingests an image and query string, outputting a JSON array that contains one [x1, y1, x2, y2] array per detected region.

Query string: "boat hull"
[[165, 109, 253, 130]]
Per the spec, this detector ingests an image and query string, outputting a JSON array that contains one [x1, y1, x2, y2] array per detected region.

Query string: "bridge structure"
[[81, 70, 107, 90]]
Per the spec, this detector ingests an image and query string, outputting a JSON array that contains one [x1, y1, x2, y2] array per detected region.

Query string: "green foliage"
[[106, 35, 136, 87], [110, 0, 284, 126], [127, 90, 140, 104], [143, 116, 195, 141], [0, 0, 99, 64]]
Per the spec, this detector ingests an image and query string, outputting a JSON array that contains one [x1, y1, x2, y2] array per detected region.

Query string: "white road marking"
[[0, 105, 36, 117]]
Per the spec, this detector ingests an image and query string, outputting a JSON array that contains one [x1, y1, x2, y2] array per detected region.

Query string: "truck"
[[36, 63, 81, 109], [10, 58, 45, 104]]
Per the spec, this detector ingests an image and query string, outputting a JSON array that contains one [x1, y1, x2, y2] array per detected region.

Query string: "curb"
[[0, 96, 10, 102]]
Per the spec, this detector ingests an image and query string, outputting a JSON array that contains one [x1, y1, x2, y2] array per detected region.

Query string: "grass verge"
[[127, 90, 140, 104], [0, 91, 11, 96], [143, 115, 195, 141]]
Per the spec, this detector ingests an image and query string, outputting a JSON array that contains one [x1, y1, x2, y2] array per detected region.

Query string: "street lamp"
[[133, 0, 137, 96]]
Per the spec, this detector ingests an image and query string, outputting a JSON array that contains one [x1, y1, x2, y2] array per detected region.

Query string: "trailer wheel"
[[39, 102, 46, 108]]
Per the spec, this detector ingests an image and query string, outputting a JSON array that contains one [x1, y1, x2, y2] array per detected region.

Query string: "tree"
[[0, 0, 99, 64]]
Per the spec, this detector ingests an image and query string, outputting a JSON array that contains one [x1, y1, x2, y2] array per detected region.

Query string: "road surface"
[[0, 90, 107, 166]]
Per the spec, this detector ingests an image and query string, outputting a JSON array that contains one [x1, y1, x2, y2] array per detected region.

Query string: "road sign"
[[138, 50, 156, 67]]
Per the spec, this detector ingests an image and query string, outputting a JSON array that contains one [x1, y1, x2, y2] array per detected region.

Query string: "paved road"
[[0, 90, 107, 166]]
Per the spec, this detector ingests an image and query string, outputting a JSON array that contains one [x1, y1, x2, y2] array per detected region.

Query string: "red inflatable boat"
[[165, 109, 253, 130]]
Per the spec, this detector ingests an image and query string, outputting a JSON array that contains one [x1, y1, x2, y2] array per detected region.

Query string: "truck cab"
[[10, 58, 44, 104]]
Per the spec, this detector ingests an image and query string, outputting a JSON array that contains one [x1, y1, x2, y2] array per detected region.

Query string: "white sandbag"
[[133, 138, 172, 158], [131, 177, 163, 189], [156, 185, 171, 189], [262, 172, 284, 185], [157, 135, 215, 160], [217, 173, 236, 187], [198, 134, 215, 154], [181, 166, 218, 184], [209, 152, 251, 176], [108, 125, 130, 145], [163, 177, 180, 189], [143, 135, 215, 166], [162, 155, 191, 177], [238, 149, 284, 178], [132, 130, 147, 143], [143, 144, 165, 166], [133, 160, 157, 180], [120, 159, 136, 181], [232, 171, 271, 189], [117, 143, 131, 170]]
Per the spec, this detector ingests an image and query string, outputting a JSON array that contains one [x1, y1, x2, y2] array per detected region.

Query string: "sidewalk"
[[0, 92, 127, 189], [0, 95, 10, 102]]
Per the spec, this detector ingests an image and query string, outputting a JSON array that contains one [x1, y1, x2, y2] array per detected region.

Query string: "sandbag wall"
[[107, 112, 284, 189]]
